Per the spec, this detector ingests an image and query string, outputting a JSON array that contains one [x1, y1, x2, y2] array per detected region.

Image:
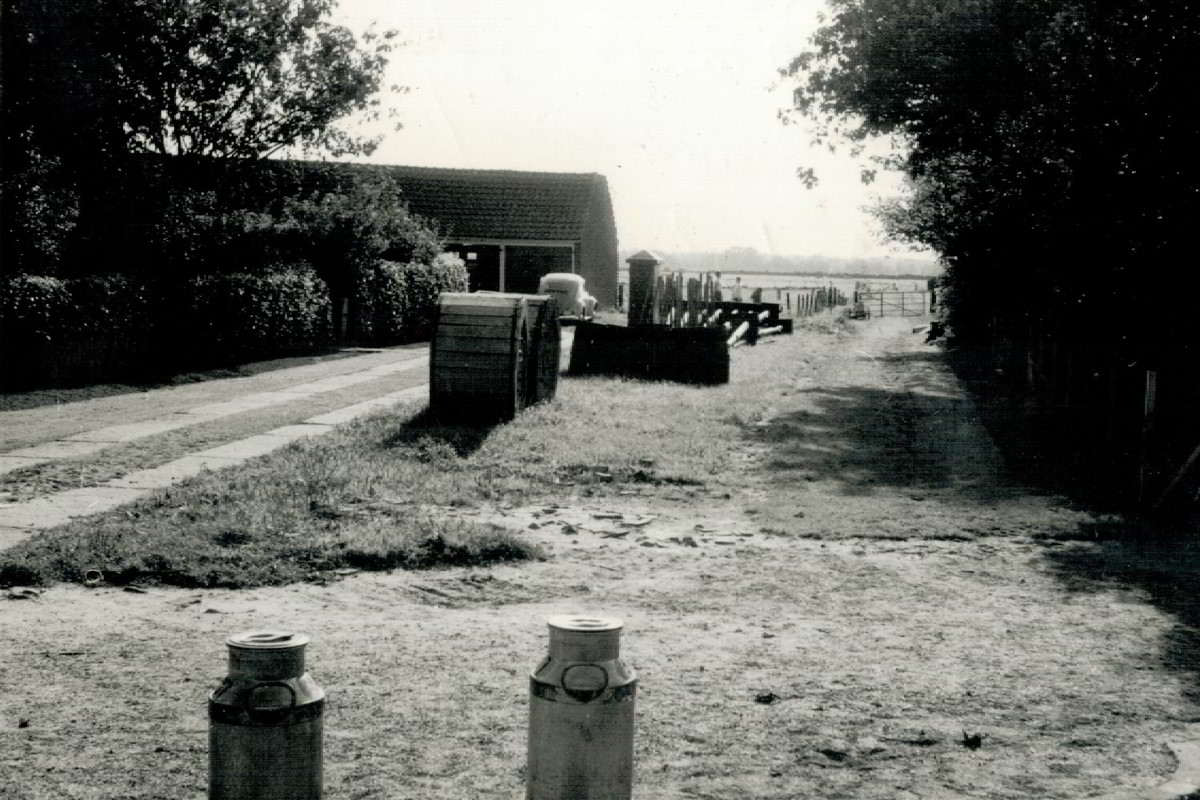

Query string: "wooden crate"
[[430, 292, 561, 422], [431, 293, 529, 421], [524, 295, 561, 406]]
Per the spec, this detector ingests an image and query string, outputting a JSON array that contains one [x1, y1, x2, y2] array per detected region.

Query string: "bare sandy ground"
[[2, 317, 1198, 799]]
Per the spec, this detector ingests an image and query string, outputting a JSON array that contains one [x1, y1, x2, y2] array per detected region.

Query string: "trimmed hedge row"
[[353, 254, 468, 345], [2, 258, 466, 391], [0, 273, 157, 389], [171, 268, 333, 369], [2, 256, 470, 391]]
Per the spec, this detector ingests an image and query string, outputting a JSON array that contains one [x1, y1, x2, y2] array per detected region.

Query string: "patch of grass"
[[0, 325, 834, 589], [793, 310, 858, 336], [0, 458, 541, 589]]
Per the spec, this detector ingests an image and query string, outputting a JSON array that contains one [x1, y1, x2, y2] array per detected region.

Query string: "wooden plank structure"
[[524, 295, 561, 405], [430, 292, 560, 421], [569, 324, 729, 385]]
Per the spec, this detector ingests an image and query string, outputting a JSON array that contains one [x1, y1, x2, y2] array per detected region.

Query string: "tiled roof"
[[372, 165, 605, 242]]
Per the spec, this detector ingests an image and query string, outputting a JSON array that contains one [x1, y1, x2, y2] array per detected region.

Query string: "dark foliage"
[[0, 274, 156, 389], [169, 267, 334, 369], [353, 256, 468, 345], [0, 267, 335, 389], [785, 0, 1200, 503], [2, 0, 400, 276], [784, 0, 1200, 357]]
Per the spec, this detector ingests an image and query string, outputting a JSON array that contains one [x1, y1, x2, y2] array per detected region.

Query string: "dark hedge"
[[0, 273, 156, 390], [168, 267, 334, 369], [1, 267, 334, 390], [353, 255, 468, 345]]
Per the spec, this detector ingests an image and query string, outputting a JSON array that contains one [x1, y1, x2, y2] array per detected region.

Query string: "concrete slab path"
[[0, 328, 574, 550], [0, 344, 437, 549], [0, 384, 428, 548], [0, 344, 430, 452], [0, 353, 427, 477]]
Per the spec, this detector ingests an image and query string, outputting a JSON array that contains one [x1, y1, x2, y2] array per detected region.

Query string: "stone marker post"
[[626, 250, 661, 327]]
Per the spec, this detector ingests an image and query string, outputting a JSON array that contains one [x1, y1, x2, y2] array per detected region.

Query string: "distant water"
[[616, 270, 928, 296]]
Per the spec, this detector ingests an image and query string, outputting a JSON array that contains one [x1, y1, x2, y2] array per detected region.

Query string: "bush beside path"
[[2, 317, 1199, 799]]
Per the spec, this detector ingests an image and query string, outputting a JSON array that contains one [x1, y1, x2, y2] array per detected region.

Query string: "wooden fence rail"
[[970, 312, 1200, 510], [631, 273, 849, 327]]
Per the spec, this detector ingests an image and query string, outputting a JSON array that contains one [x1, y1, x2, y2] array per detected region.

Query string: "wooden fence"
[[969, 312, 1200, 511], [618, 275, 849, 324]]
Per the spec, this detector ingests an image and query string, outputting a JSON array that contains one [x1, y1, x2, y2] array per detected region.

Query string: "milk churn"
[[208, 631, 325, 800], [527, 615, 636, 800]]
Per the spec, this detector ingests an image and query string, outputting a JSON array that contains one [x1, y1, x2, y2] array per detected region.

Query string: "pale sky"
[[332, 0, 918, 260]]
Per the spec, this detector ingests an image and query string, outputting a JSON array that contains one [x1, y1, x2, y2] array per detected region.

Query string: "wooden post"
[[1138, 369, 1157, 504], [727, 320, 750, 347], [627, 250, 662, 327], [1153, 439, 1200, 513]]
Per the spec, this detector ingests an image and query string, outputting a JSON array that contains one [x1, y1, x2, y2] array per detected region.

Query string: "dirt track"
[[2, 317, 1199, 799]]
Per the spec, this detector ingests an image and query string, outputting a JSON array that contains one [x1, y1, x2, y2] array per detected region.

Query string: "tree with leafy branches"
[[782, 0, 1200, 356], [1, 0, 405, 274]]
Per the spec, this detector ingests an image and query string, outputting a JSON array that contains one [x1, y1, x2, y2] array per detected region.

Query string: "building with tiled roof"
[[377, 165, 619, 307]]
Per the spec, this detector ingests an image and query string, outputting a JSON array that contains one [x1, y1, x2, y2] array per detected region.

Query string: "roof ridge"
[[279, 159, 612, 241], [381, 164, 602, 180]]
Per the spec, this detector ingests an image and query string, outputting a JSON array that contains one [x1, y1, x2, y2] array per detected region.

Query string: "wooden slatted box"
[[431, 292, 560, 422], [524, 294, 561, 406]]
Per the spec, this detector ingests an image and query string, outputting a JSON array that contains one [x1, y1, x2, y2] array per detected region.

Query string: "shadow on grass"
[[380, 406, 501, 458], [751, 380, 1014, 501], [1039, 518, 1200, 706]]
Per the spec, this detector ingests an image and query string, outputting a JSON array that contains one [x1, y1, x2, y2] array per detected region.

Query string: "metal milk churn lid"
[[208, 630, 325, 800], [527, 615, 637, 800]]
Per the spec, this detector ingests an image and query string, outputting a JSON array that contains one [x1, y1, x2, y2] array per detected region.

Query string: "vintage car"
[[537, 272, 597, 319]]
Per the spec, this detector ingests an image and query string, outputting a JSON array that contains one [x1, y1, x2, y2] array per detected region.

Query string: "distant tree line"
[[627, 248, 940, 278]]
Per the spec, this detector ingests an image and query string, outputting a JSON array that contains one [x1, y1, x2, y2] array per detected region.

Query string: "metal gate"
[[858, 291, 928, 317]]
